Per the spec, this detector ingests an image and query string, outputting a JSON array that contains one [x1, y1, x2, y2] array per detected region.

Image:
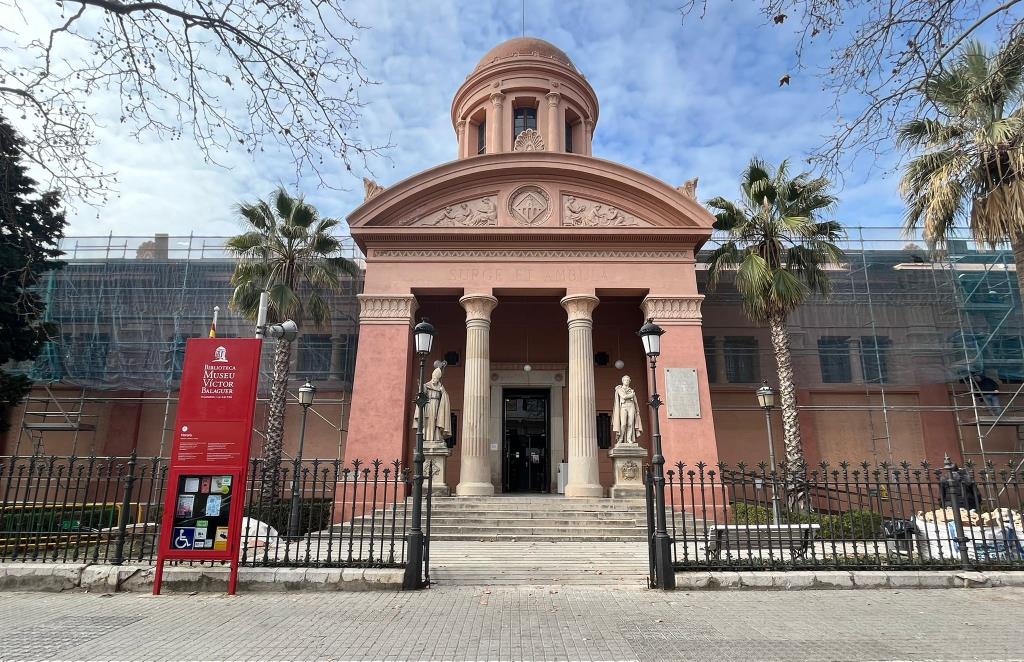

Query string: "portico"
[[342, 38, 720, 496]]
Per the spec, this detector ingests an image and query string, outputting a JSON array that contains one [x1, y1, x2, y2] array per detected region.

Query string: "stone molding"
[[459, 294, 498, 322], [507, 185, 551, 226], [357, 294, 417, 325], [404, 196, 498, 227], [562, 195, 652, 227], [513, 128, 545, 152], [560, 294, 599, 323], [372, 248, 693, 260], [641, 295, 704, 325]]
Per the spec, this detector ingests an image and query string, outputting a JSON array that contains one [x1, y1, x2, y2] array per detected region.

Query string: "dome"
[[474, 37, 576, 72]]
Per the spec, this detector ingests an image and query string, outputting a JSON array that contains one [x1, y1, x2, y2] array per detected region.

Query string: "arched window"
[[477, 121, 487, 154], [565, 121, 574, 153], [513, 107, 537, 141]]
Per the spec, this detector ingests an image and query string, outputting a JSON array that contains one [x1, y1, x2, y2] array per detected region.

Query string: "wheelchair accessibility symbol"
[[172, 527, 195, 550]]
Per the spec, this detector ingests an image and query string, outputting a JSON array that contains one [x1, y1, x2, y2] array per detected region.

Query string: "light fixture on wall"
[[523, 331, 532, 372], [614, 329, 625, 369]]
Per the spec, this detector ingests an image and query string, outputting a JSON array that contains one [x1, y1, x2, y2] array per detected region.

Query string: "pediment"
[[348, 153, 715, 247]]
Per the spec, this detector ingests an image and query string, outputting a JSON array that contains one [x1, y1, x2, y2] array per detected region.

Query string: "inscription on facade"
[[665, 368, 701, 419]]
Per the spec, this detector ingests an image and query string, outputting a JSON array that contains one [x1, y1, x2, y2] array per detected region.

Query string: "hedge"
[[731, 502, 886, 539]]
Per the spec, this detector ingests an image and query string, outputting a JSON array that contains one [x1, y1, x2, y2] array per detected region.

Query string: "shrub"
[[245, 498, 333, 536], [729, 502, 885, 539]]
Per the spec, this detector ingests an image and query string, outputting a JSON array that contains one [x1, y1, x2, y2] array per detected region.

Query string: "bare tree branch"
[[0, 0, 389, 204]]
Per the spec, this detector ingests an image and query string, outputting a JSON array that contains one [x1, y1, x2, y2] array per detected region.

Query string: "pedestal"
[[424, 447, 451, 496], [609, 443, 648, 499]]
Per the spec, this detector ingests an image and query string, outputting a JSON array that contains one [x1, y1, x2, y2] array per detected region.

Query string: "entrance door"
[[502, 389, 550, 493]]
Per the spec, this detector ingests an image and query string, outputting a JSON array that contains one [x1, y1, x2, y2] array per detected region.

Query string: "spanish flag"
[[209, 306, 220, 338]]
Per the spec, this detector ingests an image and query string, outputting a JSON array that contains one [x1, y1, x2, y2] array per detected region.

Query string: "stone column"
[[455, 119, 467, 159], [489, 93, 505, 155], [456, 294, 498, 496], [545, 92, 561, 152], [560, 294, 604, 498], [583, 118, 595, 156]]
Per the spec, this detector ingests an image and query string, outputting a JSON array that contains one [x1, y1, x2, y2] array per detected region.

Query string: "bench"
[[705, 523, 821, 560]]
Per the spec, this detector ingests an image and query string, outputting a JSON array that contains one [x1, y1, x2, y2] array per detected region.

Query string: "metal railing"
[[649, 459, 1024, 573], [0, 454, 422, 570]]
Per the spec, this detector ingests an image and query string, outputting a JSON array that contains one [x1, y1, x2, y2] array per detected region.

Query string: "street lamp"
[[287, 380, 317, 539], [756, 381, 783, 525], [637, 318, 674, 590], [404, 318, 435, 589]]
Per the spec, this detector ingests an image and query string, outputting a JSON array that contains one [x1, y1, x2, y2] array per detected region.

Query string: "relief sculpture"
[[562, 195, 648, 227], [405, 196, 498, 227]]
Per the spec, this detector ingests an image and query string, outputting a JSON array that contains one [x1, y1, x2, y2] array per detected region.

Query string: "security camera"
[[266, 319, 298, 342]]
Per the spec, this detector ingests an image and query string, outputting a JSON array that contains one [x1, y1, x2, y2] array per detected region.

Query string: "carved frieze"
[[641, 295, 704, 324], [404, 196, 497, 227], [372, 248, 692, 260], [562, 195, 651, 227], [358, 295, 417, 325], [513, 128, 545, 152], [508, 185, 551, 226]]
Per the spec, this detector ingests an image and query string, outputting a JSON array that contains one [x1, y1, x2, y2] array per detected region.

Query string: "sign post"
[[153, 338, 262, 595]]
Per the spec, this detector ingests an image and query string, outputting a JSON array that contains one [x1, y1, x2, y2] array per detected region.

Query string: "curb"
[[674, 569, 1024, 590], [0, 563, 404, 593]]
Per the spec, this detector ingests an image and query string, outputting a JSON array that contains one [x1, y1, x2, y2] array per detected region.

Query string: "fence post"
[[943, 456, 972, 572], [112, 452, 138, 566]]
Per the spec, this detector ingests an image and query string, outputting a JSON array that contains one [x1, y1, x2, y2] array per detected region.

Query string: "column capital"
[[455, 119, 466, 130], [560, 294, 599, 323], [490, 92, 506, 107], [641, 295, 704, 325], [357, 294, 417, 325], [459, 294, 498, 322], [546, 91, 561, 106]]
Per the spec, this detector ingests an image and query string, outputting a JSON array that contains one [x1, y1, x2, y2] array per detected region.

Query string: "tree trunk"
[[768, 311, 806, 508], [260, 337, 292, 503]]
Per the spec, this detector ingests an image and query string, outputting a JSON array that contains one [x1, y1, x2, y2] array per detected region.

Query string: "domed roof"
[[474, 37, 576, 72]]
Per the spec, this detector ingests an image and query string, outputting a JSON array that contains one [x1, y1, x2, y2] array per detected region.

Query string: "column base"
[[564, 483, 604, 498], [455, 481, 495, 496]]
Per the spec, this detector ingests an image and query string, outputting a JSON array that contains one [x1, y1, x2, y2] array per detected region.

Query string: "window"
[[859, 335, 891, 384], [819, 336, 852, 383], [704, 336, 717, 383], [476, 121, 486, 154], [298, 334, 333, 380], [336, 333, 358, 383], [513, 107, 537, 140], [70, 332, 109, 380], [724, 336, 760, 383], [565, 121, 574, 153]]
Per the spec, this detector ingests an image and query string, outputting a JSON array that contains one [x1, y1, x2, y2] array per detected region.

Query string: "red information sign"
[[153, 338, 262, 595]]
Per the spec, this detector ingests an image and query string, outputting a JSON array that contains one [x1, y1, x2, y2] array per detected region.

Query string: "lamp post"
[[756, 381, 783, 524], [638, 318, 675, 590], [403, 318, 435, 589], [287, 380, 317, 539]]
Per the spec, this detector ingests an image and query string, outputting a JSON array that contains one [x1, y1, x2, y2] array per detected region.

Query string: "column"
[[560, 294, 604, 498], [545, 92, 561, 152], [455, 119, 467, 159], [457, 294, 498, 496], [343, 295, 417, 463], [583, 118, 595, 156], [489, 93, 505, 156]]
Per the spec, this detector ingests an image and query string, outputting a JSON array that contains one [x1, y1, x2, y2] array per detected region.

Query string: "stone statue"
[[413, 361, 452, 446], [677, 177, 698, 200], [362, 177, 385, 201], [612, 375, 643, 446]]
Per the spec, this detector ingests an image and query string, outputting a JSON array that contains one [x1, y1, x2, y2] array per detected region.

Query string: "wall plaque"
[[665, 368, 701, 419]]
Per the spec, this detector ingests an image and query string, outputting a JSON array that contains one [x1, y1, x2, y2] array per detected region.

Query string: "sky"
[[4, 0, 911, 241]]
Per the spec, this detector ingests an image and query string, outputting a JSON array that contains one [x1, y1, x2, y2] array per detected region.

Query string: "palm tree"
[[706, 159, 844, 474], [898, 36, 1024, 297], [227, 187, 359, 499]]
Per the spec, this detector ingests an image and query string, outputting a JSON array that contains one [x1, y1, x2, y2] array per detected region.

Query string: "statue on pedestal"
[[413, 361, 452, 447], [612, 375, 643, 446]]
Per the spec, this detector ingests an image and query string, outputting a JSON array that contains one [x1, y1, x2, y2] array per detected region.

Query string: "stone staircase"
[[334, 495, 654, 542]]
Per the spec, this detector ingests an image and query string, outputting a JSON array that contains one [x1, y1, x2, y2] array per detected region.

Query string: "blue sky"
[[9, 0, 911, 239]]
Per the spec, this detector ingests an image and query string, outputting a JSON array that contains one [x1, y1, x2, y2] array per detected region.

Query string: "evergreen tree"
[[0, 115, 66, 434]]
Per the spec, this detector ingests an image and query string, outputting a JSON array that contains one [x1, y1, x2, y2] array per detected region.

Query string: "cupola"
[[451, 37, 599, 158]]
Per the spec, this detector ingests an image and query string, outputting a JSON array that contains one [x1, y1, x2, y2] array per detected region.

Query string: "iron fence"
[[650, 458, 1024, 572], [0, 454, 418, 569]]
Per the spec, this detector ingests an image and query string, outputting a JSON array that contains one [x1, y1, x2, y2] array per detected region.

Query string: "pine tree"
[[0, 114, 67, 434]]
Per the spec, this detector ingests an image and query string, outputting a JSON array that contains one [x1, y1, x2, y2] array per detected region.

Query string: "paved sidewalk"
[[1, 586, 1022, 661]]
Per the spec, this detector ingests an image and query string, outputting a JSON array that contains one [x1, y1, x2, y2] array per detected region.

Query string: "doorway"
[[502, 389, 550, 493]]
